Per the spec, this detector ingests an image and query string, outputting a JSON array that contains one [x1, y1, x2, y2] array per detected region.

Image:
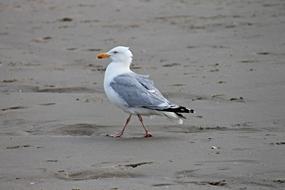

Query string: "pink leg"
[[137, 114, 152, 138], [109, 114, 132, 137]]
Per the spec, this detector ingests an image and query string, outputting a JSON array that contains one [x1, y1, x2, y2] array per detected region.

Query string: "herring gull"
[[97, 46, 194, 138]]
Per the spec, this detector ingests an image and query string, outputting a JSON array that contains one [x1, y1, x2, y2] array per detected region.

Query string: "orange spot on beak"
[[97, 52, 110, 59]]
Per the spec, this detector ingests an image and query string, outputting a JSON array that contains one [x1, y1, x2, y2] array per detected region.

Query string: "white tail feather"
[[162, 112, 184, 125]]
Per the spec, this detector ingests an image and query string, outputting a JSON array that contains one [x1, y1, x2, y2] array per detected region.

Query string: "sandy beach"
[[1, 0, 285, 189]]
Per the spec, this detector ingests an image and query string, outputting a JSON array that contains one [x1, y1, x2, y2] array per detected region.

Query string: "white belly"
[[104, 82, 128, 111]]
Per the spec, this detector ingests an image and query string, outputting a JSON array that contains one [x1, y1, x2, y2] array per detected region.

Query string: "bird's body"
[[97, 46, 194, 137]]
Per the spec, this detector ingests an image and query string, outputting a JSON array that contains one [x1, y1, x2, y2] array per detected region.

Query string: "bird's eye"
[[113, 51, 118, 54]]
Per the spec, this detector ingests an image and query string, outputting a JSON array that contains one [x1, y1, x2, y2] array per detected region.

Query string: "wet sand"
[[1, 0, 285, 189]]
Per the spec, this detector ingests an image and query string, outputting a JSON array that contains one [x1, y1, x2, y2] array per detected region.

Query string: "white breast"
[[103, 62, 131, 112]]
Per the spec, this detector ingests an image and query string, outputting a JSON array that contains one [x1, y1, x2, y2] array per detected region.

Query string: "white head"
[[97, 46, 133, 65]]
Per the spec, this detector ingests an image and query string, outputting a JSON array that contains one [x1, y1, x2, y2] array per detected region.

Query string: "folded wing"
[[110, 73, 176, 110]]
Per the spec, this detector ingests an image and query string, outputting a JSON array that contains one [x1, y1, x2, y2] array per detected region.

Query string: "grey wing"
[[134, 74, 169, 102], [110, 74, 175, 110]]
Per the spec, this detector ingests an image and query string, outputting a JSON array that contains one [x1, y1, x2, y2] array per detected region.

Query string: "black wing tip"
[[179, 106, 195, 113], [163, 106, 195, 113]]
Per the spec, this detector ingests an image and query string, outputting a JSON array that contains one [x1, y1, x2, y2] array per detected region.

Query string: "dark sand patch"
[[31, 36, 52, 43], [84, 48, 102, 52], [6, 144, 32, 149], [54, 168, 143, 181], [46, 159, 58, 163], [1, 79, 18, 83], [162, 63, 181, 67], [270, 141, 285, 145], [1, 106, 27, 112], [66, 47, 78, 51], [273, 179, 285, 184], [120, 161, 153, 168], [240, 59, 259, 63], [38, 103, 56, 106], [170, 83, 185, 87], [0, 85, 100, 93], [35, 87, 96, 93], [152, 183, 176, 187], [49, 124, 102, 136], [165, 125, 260, 134], [186, 180, 227, 186], [58, 17, 73, 22]]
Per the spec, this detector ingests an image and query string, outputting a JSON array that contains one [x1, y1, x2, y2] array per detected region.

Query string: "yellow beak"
[[97, 52, 110, 59]]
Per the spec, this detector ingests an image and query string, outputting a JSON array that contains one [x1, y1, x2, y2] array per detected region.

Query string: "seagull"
[[97, 46, 194, 138]]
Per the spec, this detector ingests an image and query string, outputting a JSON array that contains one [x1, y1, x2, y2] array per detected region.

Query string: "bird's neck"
[[124, 57, 132, 66], [104, 61, 132, 83]]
